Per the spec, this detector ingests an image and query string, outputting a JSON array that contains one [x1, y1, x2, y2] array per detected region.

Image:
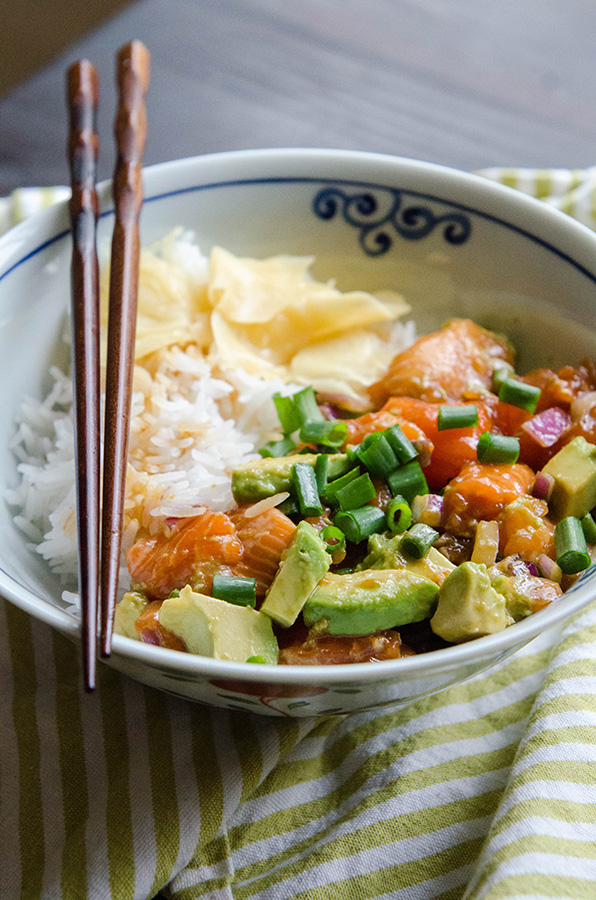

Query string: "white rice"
[[6, 349, 302, 595], [6, 235, 415, 612]]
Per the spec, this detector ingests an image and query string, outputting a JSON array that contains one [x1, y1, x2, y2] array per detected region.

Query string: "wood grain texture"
[[100, 41, 150, 657], [2, 0, 596, 194], [66, 59, 101, 691]]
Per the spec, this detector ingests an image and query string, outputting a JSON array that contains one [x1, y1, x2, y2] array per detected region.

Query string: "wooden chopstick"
[[66, 60, 101, 691], [100, 41, 151, 658]]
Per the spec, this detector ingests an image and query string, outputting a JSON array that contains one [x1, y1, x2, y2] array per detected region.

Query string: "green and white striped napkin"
[[2, 168, 596, 900]]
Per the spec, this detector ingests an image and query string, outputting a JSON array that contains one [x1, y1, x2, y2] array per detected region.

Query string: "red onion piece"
[[412, 493, 443, 527], [412, 437, 433, 468], [165, 516, 184, 530], [525, 561, 540, 577], [521, 406, 571, 448], [141, 629, 161, 646], [538, 553, 562, 583], [570, 391, 596, 422], [315, 393, 372, 414], [532, 470, 555, 501]]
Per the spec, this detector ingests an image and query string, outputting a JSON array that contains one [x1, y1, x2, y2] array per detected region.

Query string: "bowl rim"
[[2, 145, 596, 685]]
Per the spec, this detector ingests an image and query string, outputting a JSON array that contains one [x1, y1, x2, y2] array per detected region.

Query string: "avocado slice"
[[260, 520, 331, 627], [361, 532, 455, 586], [232, 453, 352, 502], [303, 568, 439, 635], [430, 561, 511, 643], [542, 436, 596, 520], [114, 591, 148, 640], [159, 585, 278, 663]]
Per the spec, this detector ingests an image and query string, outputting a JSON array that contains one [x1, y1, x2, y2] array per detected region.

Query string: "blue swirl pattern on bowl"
[[312, 185, 472, 256]]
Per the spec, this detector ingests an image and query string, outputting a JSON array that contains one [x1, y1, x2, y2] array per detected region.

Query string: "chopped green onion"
[[356, 432, 399, 477], [291, 462, 323, 517], [581, 512, 596, 545], [387, 460, 429, 503], [335, 472, 377, 511], [273, 393, 301, 435], [334, 506, 386, 543], [401, 523, 439, 559], [320, 525, 347, 555], [324, 466, 361, 502], [300, 419, 348, 448], [498, 377, 541, 413], [476, 432, 520, 464], [246, 655, 267, 664], [259, 437, 297, 458], [385, 495, 412, 533], [212, 574, 257, 608], [384, 424, 419, 464], [315, 454, 329, 495], [437, 404, 479, 431], [278, 496, 300, 517], [293, 386, 325, 424], [492, 367, 512, 393], [555, 516, 591, 574], [168, 588, 181, 598]]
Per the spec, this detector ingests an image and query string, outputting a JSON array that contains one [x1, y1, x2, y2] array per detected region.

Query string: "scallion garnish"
[[476, 432, 520, 464], [387, 460, 429, 503], [168, 588, 181, 598], [334, 506, 386, 543], [278, 496, 300, 517], [437, 404, 479, 431], [581, 512, 596, 545], [335, 472, 377, 511], [315, 454, 329, 495], [356, 432, 399, 477], [555, 516, 591, 574], [324, 466, 361, 502], [401, 523, 439, 559], [259, 436, 297, 458], [384, 424, 419, 464], [273, 393, 301, 435], [300, 419, 348, 448], [291, 462, 323, 517], [246, 655, 267, 664], [212, 574, 257, 608], [320, 525, 347, 555], [492, 367, 511, 393], [293, 386, 325, 424], [385, 495, 412, 533], [498, 377, 541, 413]]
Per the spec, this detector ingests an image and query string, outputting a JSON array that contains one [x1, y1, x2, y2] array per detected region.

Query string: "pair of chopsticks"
[[66, 41, 150, 691]]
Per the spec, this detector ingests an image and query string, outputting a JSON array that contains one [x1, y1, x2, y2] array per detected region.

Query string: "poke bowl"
[[1, 147, 596, 717]]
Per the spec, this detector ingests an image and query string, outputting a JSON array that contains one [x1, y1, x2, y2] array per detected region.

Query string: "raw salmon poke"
[[9, 231, 596, 666]]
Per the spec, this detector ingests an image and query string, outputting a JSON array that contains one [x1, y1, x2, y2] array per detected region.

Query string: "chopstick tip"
[[117, 40, 151, 83]]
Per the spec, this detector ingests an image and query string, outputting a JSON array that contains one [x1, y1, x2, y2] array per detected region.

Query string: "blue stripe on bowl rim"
[[1, 176, 596, 285]]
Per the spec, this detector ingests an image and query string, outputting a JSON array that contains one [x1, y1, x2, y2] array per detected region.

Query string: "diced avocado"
[[260, 520, 330, 627], [231, 453, 351, 502], [114, 591, 148, 640], [303, 568, 439, 635], [430, 561, 511, 643], [360, 532, 455, 586], [159, 585, 278, 664], [490, 571, 562, 621], [490, 573, 533, 621], [542, 436, 596, 520]]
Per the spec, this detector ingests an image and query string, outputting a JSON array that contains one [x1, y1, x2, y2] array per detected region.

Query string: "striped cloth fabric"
[[2, 168, 596, 900]]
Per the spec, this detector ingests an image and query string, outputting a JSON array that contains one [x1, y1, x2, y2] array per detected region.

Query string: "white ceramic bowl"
[[2, 149, 596, 716]]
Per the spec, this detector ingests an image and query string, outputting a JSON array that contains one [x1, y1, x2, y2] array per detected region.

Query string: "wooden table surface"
[[2, 0, 596, 195]]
